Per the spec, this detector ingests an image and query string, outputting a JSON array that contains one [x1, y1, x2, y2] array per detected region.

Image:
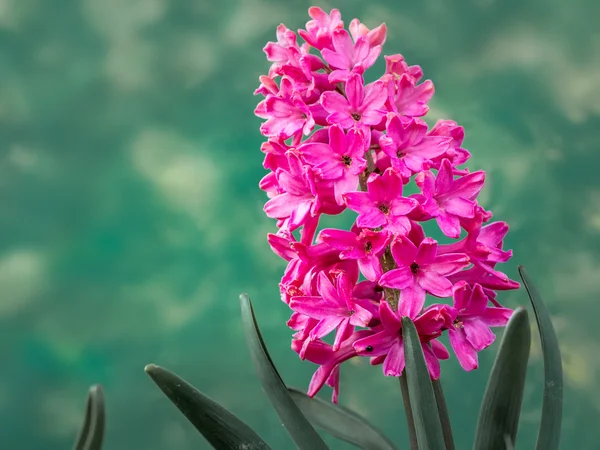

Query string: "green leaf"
[[288, 388, 397, 450], [145, 364, 271, 450], [519, 266, 563, 450], [240, 293, 329, 450], [432, 380, 455, 450], [402, 316, 446, 450], [73, 385, 105, 450], [474, 307, 531, 450]]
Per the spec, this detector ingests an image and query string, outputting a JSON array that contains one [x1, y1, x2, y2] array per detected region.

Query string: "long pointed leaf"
[[474, 307, 531, 450], [73, 385, 105, 450], [432, 380, 455, 450], [402, 317, 446, 450], [145, 364, 271, 450], [240, 293, 329, 450], [519, 266, 563, 450], [288, 388, 397, 450]]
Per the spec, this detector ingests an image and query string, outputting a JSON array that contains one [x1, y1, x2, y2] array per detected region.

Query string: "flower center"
[[351, 112, 361, 121], [378, 203, 389, 214], [365, 241, 373, 252], [453, 319, 464, 329], [396, 151, 405, 159], [342, 155, 352, 166], [410, 262, 419, 274]]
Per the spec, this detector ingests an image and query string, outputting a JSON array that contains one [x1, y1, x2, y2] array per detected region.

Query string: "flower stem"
[[399, 373, 418, 450], [433, 379, 455, 450]]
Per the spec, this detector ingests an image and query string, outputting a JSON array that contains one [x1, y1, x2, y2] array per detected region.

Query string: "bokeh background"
[[1, 0, 599, 448]]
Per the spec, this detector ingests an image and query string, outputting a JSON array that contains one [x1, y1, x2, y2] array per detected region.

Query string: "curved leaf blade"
[[288, 388, 397, 450], [519, 266, 563, 450], [402, 317, 446, 450], [145, 364, 271, 450], [73, 385, 105, 450], [474, 307, 531, 450], [240, 293, 329, 450]]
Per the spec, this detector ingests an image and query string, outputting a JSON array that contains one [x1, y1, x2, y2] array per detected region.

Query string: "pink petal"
[[436, 212, 461, 238], [345, 73, 364, 111], [319, 228, 358, 252], [450, 170, 485, 200], [479, 307, 513, 327], [398, 283, 426, 318], [357, 208, 386, 229], [321, 90, 350, 113], [330, 29, 355, 68], [379, 266, 414, 290], [353, 330, 396, 356], [358, 255, 382, 282], [328, 124, 346, 156], [418, 270, 453, 298], [383, 341, 406, 376], [415, 237, 438, 265], [380, 300, 402, 330], [435, 159, 454, 193], [349, 303, 374, 327], [430, 253, 470, 276], [360, 81, 387, 113], [264, 193, 304, 218], [290, 298, 347, 320], [310, 317, 346, 340], [422, 344, 441, 379], [333, 318, 353, 351], [448, 329, 478, 371], [390, 236, 418, 266], [444, 197, 475, 218], [390, 197, 418, 215], [326, 111, 355, 128], [463, 319, 496, 351], [431, 339, 450, 359], [333, 172, 359, 205]]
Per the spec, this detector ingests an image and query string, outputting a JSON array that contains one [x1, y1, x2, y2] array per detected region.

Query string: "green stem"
[[399, 374, 418, 450], [433, 379, 455, 450]]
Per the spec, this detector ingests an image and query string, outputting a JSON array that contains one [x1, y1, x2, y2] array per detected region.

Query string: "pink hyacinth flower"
[[318, 227, 391, 281], [415, 159, 486, 239], [379, 237, 470, 317], [349, 19, 387, 46], [344, 167, 418, 234], [263, 153, 321, 232], [255, 76, 315, 139], [290, 271, 373, 350], [380, 114, 450, 179], [298, 7, 344, 51], [322, 29, 382, 83], [352, 301, 451, 378], [299, 124, 367, 204], [321, 73, 387, 131], [448, 281, 513, 370], [263, 24, 298, 76]]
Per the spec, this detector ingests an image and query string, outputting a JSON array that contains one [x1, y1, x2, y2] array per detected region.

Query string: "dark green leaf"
[[402, 317, 446, 450], [432, 380, 455, 450], [73, 385, 105, 450], [474, 307, 531, 450], [288, 388, 397, 450], [145, 364, 271, 450], [240, 294, 329, 450], [519, 266, 563, 450]]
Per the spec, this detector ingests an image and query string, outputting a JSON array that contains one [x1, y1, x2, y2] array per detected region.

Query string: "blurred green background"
[[1, 0, 599, 448]]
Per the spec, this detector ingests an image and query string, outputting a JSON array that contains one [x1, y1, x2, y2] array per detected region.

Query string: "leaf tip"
[[145, 363, 159, 374]]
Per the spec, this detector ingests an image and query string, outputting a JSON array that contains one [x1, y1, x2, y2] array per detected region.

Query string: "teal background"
[[1, 0, 599, 448]]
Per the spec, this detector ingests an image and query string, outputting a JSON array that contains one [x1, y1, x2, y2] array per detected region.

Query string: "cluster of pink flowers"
[[255, 7, 519, 403]]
